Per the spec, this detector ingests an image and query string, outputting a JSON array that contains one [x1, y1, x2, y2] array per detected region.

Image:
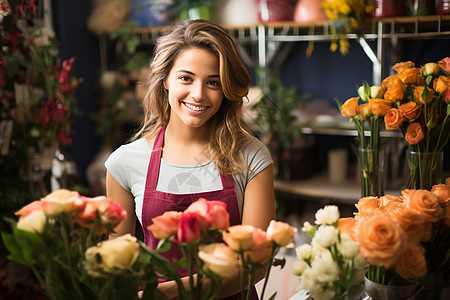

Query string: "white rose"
[[17, 210, 46, 233], [311, 250, 340, 283], [337, 233, 359, 258], [315, 205, 339, 225], [370, 86, 384, 98], [292, 260, 308, 276], [296, 244, 313, 260], [312, 225, 339, 248], [299, 267, 321, 291]]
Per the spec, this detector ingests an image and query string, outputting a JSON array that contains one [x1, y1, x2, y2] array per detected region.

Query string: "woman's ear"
[[163, 79, 168, 91]]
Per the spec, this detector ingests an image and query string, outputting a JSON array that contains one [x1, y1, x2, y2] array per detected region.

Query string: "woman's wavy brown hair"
[[132, 19, 252, 175]]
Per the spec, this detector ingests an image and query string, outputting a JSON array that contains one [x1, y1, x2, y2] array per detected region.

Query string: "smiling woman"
[[104, 19, 276, 299]]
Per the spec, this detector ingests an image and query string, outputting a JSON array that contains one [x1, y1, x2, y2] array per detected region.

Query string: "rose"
[[312, 225, 339, 249], [398, 67, 420, 84], [379, 194, 403, 207], [85, 234, 139, 273], [369, 98, 391, 116], [384, 108, 403, 130], [354, 196, 380, 218], [341, 97, 359, 117], [370, 86, 385, 98], [337, 234, 359, 258], [198, 243, 240, 278], [223, 225, 254, 251], [431, 178, 450, 203], [148, 211, 182, 240], [15, 200, 43, 218], [383, 82, 405, 102], [184, 198, 229, 230], [17, 210, 47, 233], [392, 61, 415, 73], [422, 62, 439, 76], [177, 213, 200, 243], [76, 196, 126, 228], [292, 260, 308, 276], [314, 205, 339, 225], [40, 189, 84, 216], [358, 103, 371, 120], [296, 244, 312, 261], [102, 202, 127, 226], [394, 242, 427, 279], [402, 189, 443, 222], [405, 122, 424, 145], [398, 101, 421, 120], [382, 202, 427, 243], [357, 214, 406, 268], [338, 217, 357, 240], [433, 75, 449, 94], [438, 57, 450, 75], [382, 74, 403, 89], [414, 85, 434, 104], [444, 89, 450, 103], [244, 227, 273, 263], [266, 220, 297, 247]]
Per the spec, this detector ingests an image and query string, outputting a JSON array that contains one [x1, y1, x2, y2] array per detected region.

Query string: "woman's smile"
[[183, 102, 209, 112]]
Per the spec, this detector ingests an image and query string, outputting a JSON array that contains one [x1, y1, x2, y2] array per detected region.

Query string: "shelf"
[[299, 125, 403, 138]]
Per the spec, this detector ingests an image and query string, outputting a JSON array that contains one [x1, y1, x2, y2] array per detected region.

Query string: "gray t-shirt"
[[105, 136, 273, 225]]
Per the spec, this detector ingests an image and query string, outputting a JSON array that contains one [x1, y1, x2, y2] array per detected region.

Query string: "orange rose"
[[398, 68, 421, 84], [369, 98, 391, 116], [402, 189, 443, 222], [341, 97, 359, 117], [244, 227, 273, 263], [379, 195, 403, 208], [223, 225, 255, 251], [392, 61, 415, 73], [398, 101, 421, 120], [354, 196, 380, 218], [358, 103, 371, 120], [414, 85, 435, 104], [431, 178, 450, 203], [266, 220, 297, 247], [384, 108, 403, 130], [384, 82, 405, 102], [148, 211, 182, 240], [383, 202, 425, 243], [357, 214, 406, 268], [338, 217, 358, 241], [394, 242, 427, 279], [405, 123, 424, 145], [382, 74, 403, 89], [433, 76, 449, 94]]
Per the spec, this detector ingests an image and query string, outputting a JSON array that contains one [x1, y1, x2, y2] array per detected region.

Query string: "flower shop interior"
[[1, 0, 450, 299]]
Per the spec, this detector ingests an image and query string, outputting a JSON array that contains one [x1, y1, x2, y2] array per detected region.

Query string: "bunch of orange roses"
[[339, 178, 450, 287]]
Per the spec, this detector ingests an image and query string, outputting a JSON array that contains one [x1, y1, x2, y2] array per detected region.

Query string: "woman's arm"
[[106, 170, 136, 238]]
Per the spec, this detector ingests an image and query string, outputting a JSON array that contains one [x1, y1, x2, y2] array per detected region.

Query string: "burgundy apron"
[[142, 126, 258, 299]]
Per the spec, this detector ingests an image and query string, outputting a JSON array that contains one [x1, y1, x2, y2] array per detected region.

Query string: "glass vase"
[[364, 277, 422, 300], [359, 148, 385, 197], [407, 151, 444, 190]]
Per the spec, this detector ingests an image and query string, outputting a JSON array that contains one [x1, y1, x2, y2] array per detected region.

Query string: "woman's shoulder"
[[106, 139, 150, 163], [241, 136, 270, 154]]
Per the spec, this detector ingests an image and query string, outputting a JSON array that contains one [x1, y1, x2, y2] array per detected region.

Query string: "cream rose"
[[198, 243, 239, 278], [312, 225, 339, 249], [17, 210, 47, 233], [266, 220, 297, 247], [85, 234, 139, 273], [296, 244, 313, 260], [41, 189, 83, 216], [223, 225, 254, 251]]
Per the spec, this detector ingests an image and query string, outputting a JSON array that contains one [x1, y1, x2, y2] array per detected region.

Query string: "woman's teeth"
[[184, 102, 207, 111]]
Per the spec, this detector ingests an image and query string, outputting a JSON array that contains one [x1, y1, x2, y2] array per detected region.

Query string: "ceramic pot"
[[257, 0, 297, 22], [215, 0, 258, 26], [436, 0, 450, 14], [293, 0, 328, 23], [370, 0, 405, 17]]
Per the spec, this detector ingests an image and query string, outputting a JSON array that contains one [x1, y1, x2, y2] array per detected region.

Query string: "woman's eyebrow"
[[175, 70, 220, 78]]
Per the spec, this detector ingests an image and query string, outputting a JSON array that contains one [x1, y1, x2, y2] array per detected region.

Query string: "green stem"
[[260, 246, 278, 300], [60, 222, 84, 299]]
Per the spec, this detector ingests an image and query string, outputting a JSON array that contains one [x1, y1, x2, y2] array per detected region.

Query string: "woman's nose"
[[190, 81, 205, 101]]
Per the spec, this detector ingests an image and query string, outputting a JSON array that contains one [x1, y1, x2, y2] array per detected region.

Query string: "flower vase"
[[359, 148, 385, 197], [417, 272, 450, 300], [364, 277, 422, 300], [407, 151, 444, 190]]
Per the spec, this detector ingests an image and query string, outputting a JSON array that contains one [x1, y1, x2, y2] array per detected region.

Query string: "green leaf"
[[1, 231, 29, 265]]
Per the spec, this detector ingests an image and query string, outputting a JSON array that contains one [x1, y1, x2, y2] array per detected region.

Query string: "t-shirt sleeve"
[[241, 137, 274, 183], [104, 146, 131, 192]]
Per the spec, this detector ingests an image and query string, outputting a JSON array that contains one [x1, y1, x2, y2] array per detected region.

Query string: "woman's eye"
[[208, 80, 220, 87], [179, 76, 191, 81]]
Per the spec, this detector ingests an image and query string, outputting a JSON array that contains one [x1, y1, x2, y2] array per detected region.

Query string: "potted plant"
[[171, 0, 217, 21]]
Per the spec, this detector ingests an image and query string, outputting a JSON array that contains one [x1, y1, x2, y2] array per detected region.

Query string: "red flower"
[[177, 213, 200, 243]]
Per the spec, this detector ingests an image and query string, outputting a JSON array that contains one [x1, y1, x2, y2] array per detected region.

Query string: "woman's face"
[[164, 47, 224, 129]]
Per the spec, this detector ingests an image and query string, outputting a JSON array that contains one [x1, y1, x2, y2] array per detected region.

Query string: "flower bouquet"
[[382, 58, 450, 189], [293, 205, 368, 300], [1, 190, 297, 300]]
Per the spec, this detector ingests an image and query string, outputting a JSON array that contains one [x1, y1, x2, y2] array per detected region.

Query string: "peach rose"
[[405, 123, 424, 145], [266, 220, 297, 247], [184, 198, 229, 230], [354, 196, 380, 218], [41, 189, 84, 216], [245, 227, 273, 263], [148, 211, 182, 240], [383, 82, 405, 102], [198, 243, 240, 278], [15, 200, 43, 218], [438, 57, 450, 75], [392, 61, 415, 73], [402, 189, 443, 222], [394, 242, 427, 279], [384, 108, 403, 130], [398, 68, 421, 84], [383, 202, 424, 243], [414, 85, 434, 104], [433, 76, 449, 94], [379, 195, 403, 208], [358, 103, 371, 120], [76, 196, 126, 228], [341, 97, 359, 118], [338, 217, 357, 241], [398, 101, 421, 120], [422, 62, 439, 76], [223, 225, 255, 251], [357, 214, 406, 268], [431, 178, 450, 204], [369, 98, 392, 116], [17, 210, 47, 234]]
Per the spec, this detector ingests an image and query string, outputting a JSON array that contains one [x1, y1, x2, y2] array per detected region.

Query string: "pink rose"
[[148, 211, 182, 240], [177, 213, 200, 243], [184, 198, 229, 230], [245, 227, 273, 263], [438, 57, 450, 75], [41, 189, 84, 216], [266, 220, 297, 247]]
